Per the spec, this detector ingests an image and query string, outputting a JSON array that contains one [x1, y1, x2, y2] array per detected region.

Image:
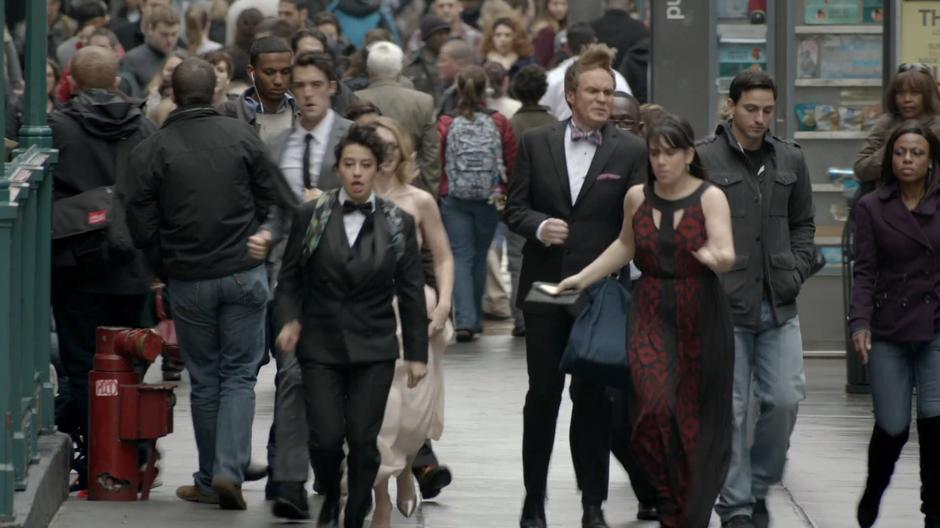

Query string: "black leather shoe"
[[520, 496, 546, 528], [272, 482, 310, 520], [415, 464, 452, 500], [637, 502, 659, 521], [244, 462, 267, 482], [316, 495, 340, 527], [582, 505, 609, 528]]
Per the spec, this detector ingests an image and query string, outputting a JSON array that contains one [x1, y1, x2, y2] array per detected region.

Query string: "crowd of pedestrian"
[[4, 1, 939, 528]]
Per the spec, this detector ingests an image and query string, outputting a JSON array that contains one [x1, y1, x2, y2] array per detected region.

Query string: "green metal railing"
[[1, 0, 57, 521]]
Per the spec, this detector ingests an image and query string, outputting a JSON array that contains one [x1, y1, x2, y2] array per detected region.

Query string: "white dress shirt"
[[338, 188, 376, 248], [280, 109, 337, 200], [539, 56, 633, 121], [535, 121, 600, 244], [563, 122, 598, 204]]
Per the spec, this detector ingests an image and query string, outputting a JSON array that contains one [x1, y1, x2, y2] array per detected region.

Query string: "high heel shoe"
[[396, 472, 418, 517]]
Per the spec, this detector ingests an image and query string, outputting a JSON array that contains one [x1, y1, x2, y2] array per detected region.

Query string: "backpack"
[[445, 111, 504, 201]]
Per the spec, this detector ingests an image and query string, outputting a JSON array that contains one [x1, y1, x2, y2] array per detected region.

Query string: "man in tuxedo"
[[505, 44, 647, 528]]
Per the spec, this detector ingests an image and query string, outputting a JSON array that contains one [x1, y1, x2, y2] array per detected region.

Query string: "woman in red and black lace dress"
[[559, 115, 736, 527]]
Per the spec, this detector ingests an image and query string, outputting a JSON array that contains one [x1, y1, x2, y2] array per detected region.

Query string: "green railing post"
[[10, 183, 26, 490], [0, 0, 12, 517], [0, 0, 58, 519], [0, 184, 14, 521], [20, 0, 56, 436], [0, 0, 4, 143], [21, 181, 39, 465]]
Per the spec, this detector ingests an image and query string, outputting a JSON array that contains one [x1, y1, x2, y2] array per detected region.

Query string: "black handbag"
[[51, 139, 135, 269], [560, 278, 631, 388]]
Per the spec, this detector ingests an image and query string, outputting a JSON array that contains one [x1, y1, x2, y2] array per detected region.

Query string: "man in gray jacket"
[[266, 50, 352, 520], [697, 70, 815, 528]]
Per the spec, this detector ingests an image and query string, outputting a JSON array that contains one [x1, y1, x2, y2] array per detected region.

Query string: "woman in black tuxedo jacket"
[[274, 125, 429, 528]]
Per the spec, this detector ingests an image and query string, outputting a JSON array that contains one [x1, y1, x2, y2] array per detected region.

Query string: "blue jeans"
[[440, 196, 499, 332], [168, 264, 269, 491], [870, 335, 940, 435], [716, 300, 806, 521]]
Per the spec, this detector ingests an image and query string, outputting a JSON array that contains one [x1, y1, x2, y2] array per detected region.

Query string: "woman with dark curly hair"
[[482, 16, 535, 81], [274, 125, 429, 526]]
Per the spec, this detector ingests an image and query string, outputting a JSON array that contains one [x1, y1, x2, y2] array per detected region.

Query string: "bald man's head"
[[71, 45, 119, 91]]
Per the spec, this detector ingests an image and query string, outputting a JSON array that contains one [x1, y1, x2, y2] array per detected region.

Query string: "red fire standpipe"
[[88, 327, 176, 501]]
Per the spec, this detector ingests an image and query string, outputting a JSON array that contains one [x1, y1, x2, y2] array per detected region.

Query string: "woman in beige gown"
[[368, 117, 454, 528]]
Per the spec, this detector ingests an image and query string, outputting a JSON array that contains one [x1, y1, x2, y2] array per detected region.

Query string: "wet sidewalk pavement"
[[50, 335, 922, 527]]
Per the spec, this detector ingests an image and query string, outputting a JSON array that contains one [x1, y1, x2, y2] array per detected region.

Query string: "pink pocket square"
[[597, 173, 622, 181]]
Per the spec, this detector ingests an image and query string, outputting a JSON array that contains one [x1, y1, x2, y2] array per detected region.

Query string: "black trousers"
[[300, 359, 395, 528], [51, 289, 147, 484], [413, 440, 439, 468], [523, 309, 613, 506]]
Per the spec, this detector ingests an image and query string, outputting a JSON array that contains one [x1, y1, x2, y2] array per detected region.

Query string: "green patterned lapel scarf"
[[302, 189, 406, 263]]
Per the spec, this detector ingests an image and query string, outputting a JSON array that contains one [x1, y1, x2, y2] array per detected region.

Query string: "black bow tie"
[[342, 200, 373, 216]]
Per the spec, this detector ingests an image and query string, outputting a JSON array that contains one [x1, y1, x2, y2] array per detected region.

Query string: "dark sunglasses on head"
[[898, 63, 932, 74]]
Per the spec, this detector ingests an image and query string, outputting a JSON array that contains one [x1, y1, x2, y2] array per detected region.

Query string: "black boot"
[[857, 425, 909, 528], [520, 495, 546, 528], [582, 504, 609, 528], [918, 417, 940, 528]]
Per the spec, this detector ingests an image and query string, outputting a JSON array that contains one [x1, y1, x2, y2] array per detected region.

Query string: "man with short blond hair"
[[120, 3, 181, 95], [506, 46, 647, 528]]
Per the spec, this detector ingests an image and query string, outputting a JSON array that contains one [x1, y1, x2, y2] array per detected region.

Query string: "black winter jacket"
[[123, 105, 280, 281], [49, 90, 155, 295], [697, 121, 816, 328]]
